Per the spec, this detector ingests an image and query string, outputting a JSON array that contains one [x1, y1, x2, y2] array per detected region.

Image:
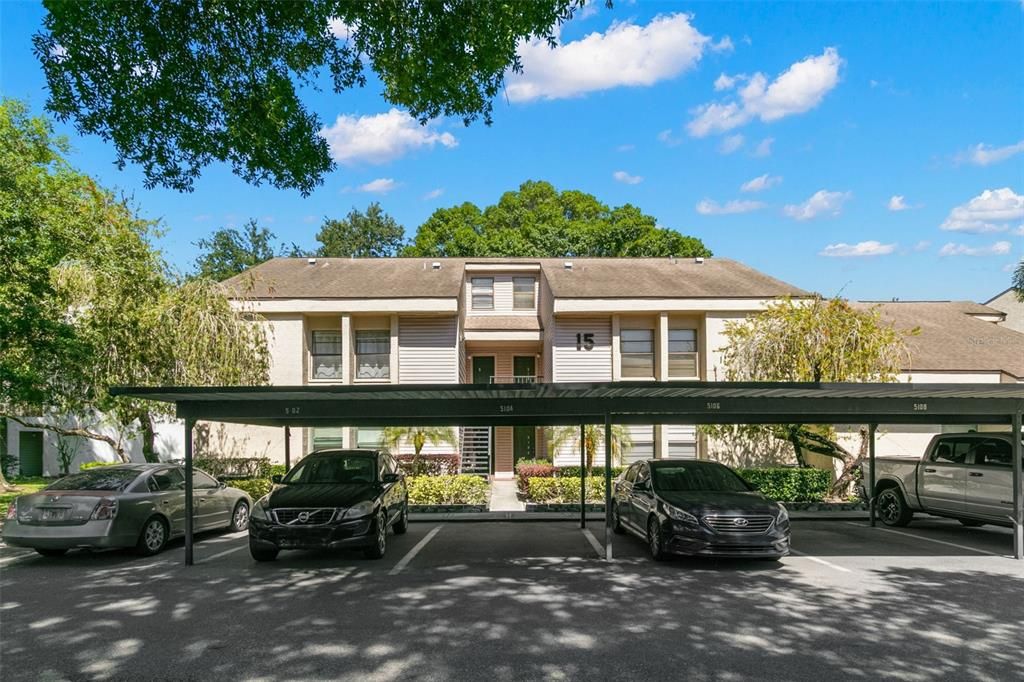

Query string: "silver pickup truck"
[[863, 432, 1021, 528]]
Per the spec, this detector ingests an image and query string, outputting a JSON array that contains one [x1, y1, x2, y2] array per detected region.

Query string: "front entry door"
[[18, 431, 44, 477], [512, 356, 537, 464], [472, 356, 495, 385]]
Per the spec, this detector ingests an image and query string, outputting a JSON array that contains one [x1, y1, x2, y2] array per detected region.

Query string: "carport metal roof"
[[111, 381, 1024, 427], [110, 381, 1024, 565]]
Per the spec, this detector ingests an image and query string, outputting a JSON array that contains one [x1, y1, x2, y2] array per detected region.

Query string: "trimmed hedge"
[[525, 476, 606, 504], [194, 456, 272, 480], [736, 468, 831, 502], [229, 478, 272, 501], [556, 466, 625, 479], [396, 454, 460, 476], [407, 475, 490, 506], [515, 464, 557, 493]]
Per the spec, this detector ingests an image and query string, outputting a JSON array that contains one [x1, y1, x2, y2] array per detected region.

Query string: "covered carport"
[[110, 382, 1024, 564]]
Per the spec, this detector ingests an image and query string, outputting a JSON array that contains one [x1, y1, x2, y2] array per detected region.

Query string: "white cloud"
[[657, 129, 683, 147], [319, 109, 457, 165], [1014, 225, 1024, 236], [783, 189, 851, 221], [613, 170, 643, 185], [887, 195, 910, 211], [957, 140, 1024, 166], [327, 18, 355, 41], [938, 241, 1012, 257], [913, 240, 931, 252], [740, 174, 782, 193], [506, 14, 710, 102], [303, 215, 318, 224], [752, 137, 774, 157], [719, 134, 745, 154], [710, 36, 734, 53], [688, 47, 843, 137], [423, 188, 444, 200], [577, 0, 600, 20], [819, 241, 897, 258], [353, 178, 398, 194], [616, 143, 636, 152], [696, 199, 766, 215], [714, 73, 737, 91], [940, 188, 1024, 233]]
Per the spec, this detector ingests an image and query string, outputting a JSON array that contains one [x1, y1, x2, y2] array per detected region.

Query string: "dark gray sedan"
[[3, 464, 251, 557]]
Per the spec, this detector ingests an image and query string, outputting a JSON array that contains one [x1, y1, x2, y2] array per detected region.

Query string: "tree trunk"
[[787, 427, 808, 467], [0, 467, 13, 492], [141, 411, 158, 463], [831, 426, 869, 498], [0, 421, 13, 491]]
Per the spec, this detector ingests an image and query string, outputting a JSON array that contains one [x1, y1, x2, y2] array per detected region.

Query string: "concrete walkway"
[[488, 479, 525, 512]]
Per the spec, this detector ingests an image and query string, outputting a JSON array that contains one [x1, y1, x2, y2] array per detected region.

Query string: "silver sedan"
[[2, 463, 251, 557]]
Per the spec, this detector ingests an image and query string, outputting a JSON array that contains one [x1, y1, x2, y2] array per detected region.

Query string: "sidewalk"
[[488, 479, 525, 512]]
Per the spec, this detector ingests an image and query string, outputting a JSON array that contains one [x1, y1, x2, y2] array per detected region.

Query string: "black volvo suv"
[[248, 449, 408, 561]]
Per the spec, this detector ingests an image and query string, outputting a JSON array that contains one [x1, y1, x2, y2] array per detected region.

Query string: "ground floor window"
[[356, 427, 384, 450], [624, 440, 654, 464], [668, 441, 698, 459], [311, 427, 345, 451]]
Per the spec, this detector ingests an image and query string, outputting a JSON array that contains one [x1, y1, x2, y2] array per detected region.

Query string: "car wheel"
[[136, 516, 169, 556], [363, 512, 387, 559], [647, 516, 667, 561], [959, 519, 985, 528], [35, 548, 68, 558], [392, 501, 409, 535], [612, 503, 625, 534], [249, 539, 278, 562], [229, 500, 250, 532], [876, 488, 913, 527]]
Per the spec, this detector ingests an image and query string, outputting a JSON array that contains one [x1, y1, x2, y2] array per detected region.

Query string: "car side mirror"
[[634, 479, 649, 491], [381, 473, 400, 484], [271, 474, 283, 484]]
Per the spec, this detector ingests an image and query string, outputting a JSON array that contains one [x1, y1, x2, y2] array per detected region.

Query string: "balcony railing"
[[489, 375, 541, 384]]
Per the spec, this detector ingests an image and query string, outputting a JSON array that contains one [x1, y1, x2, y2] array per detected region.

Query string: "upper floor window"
[[513, 277, 536, 310], [355, 330, 390, 380], [471, 278, 494, 310], [311, 330, 343, 379], [668, 328, 699, 378], [621, 329, 655, 378]]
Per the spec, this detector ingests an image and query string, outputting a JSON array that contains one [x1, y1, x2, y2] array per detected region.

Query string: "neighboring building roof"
[[985, 287, 1015, 305], [855, 301, 1024, 378], [463, 316, 543, 331], [222, 257, 809, 300]]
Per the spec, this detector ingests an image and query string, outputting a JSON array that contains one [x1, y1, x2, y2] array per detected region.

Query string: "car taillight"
[[5, 502, 16, 520], [90, 498, 118, 520]]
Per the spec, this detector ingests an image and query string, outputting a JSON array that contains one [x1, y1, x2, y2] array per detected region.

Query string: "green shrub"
[[556, 466, 625, 479], [514, 458, 552, 472], [525, 476, 606, 503], [79, 461, 120, 470], [229, 478, 272, 500], [407, 475, 490, 505], [736, 467, 832, 502], [194, 456, 272, 479], [269, 464, 287, 478], [515, 463, 557, 493]]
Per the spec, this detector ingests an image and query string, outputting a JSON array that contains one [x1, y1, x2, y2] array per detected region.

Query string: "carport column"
[[868, 423, 877, 528], [580, 423, 586, 529], [604, 415, 613, 561], [1013, 411, 1022, 561], [284, 425, 291, 470], [184, 417, 195, 567]]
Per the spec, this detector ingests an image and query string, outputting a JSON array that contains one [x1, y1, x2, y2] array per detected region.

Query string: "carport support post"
[[604, 415, 612, 561], [580, 424, 586, 529], [284, 425, 291, 470], [1013, 411, 1022, 561], [868, 423, 877, 528], [184, 417, 195, 567]]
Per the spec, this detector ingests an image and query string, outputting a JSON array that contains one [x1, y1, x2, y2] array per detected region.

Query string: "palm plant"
[[380, 426, 457, 474], [546, 424, 633, 470]]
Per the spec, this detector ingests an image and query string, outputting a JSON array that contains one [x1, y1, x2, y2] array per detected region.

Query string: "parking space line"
[[0, 552, 37, 568], [846, 522, 1003, 557], [389, 524, 443, 575], [789, 549, 853, 573], [581, 529, 604, 559], [197, 544, 248, 565]]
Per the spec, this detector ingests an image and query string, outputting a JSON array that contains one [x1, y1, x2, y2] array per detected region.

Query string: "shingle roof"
[[222, 257, 809, 300], [855, 301, 1024, 377]]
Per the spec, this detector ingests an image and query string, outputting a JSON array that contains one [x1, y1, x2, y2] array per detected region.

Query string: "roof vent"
[[563, 261, 573, 271], [431, 261, 441, 270], [307, 258, 317, 265], [694, 257, 705, 264]]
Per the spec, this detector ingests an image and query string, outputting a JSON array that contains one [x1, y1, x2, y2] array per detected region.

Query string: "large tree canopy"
[[317, 203, 405, 258], [0, 99, 269, 484], [404, 181, 711, 258], [194, 220, 300, 281], [34, 0, 584, 194], [1013, 259, 1024, 302]]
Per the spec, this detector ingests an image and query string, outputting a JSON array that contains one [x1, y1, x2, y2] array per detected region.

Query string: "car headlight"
[[665, 505, 699, 525], [775, 504, 790, 525], [250, 497, 270, 521], [340, 500, 374, 520]]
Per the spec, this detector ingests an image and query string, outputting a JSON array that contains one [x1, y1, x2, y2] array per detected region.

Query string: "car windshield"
[[282, 455, 377, 484], [46, 468, 141, 492], [652, 464, 752, 493]]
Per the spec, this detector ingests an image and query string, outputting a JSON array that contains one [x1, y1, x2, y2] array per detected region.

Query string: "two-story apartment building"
[[218, 256, 809, 478]]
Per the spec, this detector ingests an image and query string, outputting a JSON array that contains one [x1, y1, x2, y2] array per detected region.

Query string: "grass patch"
[[1, 478, 49, 519]]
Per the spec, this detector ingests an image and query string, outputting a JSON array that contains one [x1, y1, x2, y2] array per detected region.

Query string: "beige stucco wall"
[[987, 288, 1024, 333]]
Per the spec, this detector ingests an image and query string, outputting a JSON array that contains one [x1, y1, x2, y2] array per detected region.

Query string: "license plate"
[[41, 509, 67, 521]]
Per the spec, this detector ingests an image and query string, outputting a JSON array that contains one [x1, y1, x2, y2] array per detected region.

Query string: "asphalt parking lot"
[[2, 518, 1023, 682]]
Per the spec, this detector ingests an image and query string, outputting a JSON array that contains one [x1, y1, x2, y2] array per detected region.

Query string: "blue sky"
[[2, 1, 1022, 302]]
